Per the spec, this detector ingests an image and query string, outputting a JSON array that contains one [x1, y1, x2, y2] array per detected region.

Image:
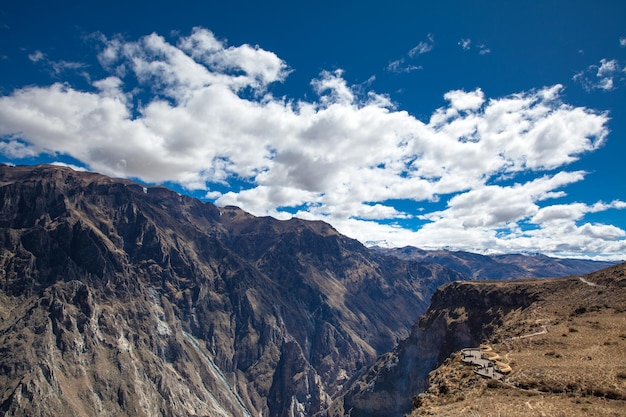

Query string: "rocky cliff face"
[[334, 279, 550, 416], [0, 164, 463, 417], [409, 263, 626, 417], [335, 264, 626, 417]]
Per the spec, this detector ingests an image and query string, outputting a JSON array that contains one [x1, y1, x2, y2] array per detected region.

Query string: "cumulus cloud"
[[573, 58, 626, 91], [442, 88, 485, 111], [0, 139, 39, 158], [0, 27, 623, 260], [531, 200, 626, 224]]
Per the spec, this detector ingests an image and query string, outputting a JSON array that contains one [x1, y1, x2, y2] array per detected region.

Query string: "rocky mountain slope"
[[373, 246, 616, 280], [0, 164, 464, 417], [333, 263, 626, 417]]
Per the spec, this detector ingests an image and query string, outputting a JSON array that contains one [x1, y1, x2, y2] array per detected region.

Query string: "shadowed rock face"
[[0, 164, 464, 417]]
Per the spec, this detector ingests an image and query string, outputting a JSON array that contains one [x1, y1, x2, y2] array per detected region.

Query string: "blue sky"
[[1, 0, 625, 260]]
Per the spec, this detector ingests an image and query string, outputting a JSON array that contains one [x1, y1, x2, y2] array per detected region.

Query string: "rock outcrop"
[[334, 263, 626, 417]]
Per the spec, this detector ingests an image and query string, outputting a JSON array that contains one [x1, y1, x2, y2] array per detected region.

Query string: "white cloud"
[[478, 45, 491, 55], [50, 60, 89, 76], [50, 161, 88, 171], [311, 69, 356, 105], [28, 50, 45, 62], [0, 139, 39, 158], [458, 38, 471, 50], [28, 49, 88, 77], [531, 200, 626, 224], [443, 88, 485, 111], [387, 34, 433, 73], [597, 58, 620, 76], [574, 58, 626, 91], [97, 28, 289, 102], [386, 58, 422, 73], [423, 172, 586, 228], [457, 39, 490, 55], [408, 34, 434, 57], [620, 37, 626, 47], [0, 28, 623, 260]]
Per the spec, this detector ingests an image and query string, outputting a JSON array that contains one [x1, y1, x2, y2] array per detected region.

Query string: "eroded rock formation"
[[0, 164, 463, 416]]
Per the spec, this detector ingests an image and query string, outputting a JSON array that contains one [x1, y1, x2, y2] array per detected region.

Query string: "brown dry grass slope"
[[411, 263, 626, 417]]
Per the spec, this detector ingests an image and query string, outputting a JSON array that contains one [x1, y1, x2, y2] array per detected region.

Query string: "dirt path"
[[511, 325, 547, 340], [578, 276, 602, 287], [462, 322, 551, 382]]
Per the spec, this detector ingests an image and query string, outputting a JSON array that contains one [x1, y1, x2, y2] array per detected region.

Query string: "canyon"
[[0, 164, 619, 417]]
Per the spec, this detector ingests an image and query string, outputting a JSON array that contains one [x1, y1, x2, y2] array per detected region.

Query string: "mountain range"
[[372, 246, 616, 280], [0, 164, 619, 416]]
